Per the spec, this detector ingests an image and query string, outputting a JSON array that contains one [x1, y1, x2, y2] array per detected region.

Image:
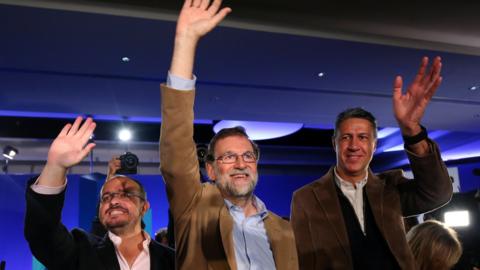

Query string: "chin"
[[105, 219, 129, 229]]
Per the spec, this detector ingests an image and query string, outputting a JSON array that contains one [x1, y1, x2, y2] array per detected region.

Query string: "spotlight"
[[2, 145, 18, 160], [444, 210, 470, 227], [118, 128, 132, 142]]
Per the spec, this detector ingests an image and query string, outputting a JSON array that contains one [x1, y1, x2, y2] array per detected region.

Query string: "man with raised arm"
[[24, 117, 174, 270], [291, 57, 453, 269], [159, 0, 298, 269]]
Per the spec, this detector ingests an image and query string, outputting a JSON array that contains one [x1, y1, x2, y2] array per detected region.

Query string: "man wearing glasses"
[[159, 0, 298, 269], [24, 117, 175, 270]]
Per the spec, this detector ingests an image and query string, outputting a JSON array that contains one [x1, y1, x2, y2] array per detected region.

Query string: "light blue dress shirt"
[[224, 197, 276, 270]]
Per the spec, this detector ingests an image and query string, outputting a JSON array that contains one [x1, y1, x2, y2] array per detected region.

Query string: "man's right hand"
[[176, 0, 231, 42], [37, 116, 96, 187], [170, 0, 231, 80]]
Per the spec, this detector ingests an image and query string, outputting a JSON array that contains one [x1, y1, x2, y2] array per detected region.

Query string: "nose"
[[233, 155, 247, 168], [348, 137, 360, 151], [109, 194, 122, 205]]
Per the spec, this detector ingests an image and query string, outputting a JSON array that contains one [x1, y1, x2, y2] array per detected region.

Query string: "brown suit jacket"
[[291, 141, 452, 270], [160, 85, 298, 270]]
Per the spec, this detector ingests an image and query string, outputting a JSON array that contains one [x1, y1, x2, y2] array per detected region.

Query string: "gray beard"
[[215, 170, 258, 199]]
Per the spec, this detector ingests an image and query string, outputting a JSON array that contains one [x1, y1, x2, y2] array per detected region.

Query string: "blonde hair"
[[407, 220, 462, 270]]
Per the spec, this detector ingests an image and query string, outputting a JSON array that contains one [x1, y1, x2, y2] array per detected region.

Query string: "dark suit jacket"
[[24, 185, 175, 270], [159, 85, 298, 270], [291, 140, 452, 270]]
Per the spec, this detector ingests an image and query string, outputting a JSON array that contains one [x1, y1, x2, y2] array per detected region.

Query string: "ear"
[[141, 201, 150, 215], [373, 138, 377, 153], [332, 136, 337, 152], [206, 162, 216, 182]]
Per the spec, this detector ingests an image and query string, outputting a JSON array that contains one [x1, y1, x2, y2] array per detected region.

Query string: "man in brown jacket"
[[159, 0, 298, 269], [291, 57, 453, 269]]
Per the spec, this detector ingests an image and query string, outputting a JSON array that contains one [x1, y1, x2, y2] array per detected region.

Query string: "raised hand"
[[106, 156, 121, 180], [47, 116, 96, 168], [38, 117, 96, 187], [393, 56, 442, 136], [176, 0, 231, 41], [170, 0, 231, 79]]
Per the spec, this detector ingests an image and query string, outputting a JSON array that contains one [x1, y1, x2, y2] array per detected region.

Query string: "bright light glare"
[[213, 120, 303, 140], [444, 210, 470, 227], [3, 150, 16, 159], [118, 129, 132, 141]]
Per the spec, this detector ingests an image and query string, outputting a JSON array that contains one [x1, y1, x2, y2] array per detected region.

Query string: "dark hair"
[[333, 107, 378, 139], [205, 126, 260, 163]]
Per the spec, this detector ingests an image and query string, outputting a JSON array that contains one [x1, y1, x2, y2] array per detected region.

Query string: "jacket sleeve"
[[159, 84, 203, 221], [395, 139, 453, 216], [24, 181, 77, 269]]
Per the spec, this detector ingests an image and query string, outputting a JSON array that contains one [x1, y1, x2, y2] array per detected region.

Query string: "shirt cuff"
[[167, 71, 196, 91], [30, 178, 67, 195]]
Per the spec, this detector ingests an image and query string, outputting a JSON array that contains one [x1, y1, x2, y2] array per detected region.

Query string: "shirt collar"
[[108, 230, 151, 250], [224, 195, 269, 219], [334, 167, 368, 190]]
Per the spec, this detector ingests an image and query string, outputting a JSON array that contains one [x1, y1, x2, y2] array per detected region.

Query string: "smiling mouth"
[[230, 173, 249, 179], [106, 207, 128, 216]]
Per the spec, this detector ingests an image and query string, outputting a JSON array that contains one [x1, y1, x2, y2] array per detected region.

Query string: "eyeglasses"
[[215, 151, 257, 164], [100, 191, 145, 204]]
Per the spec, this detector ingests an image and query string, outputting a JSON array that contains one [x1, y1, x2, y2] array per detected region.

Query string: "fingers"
[[183, 0, 193, 8], [58, 123, 72, 137], [80, 142, 96, 160], [392, 75, 403, 100], [412, 56, 428, 87], [77, 117, 95, 139], [425, 76, 442, 101], [210, 7, 231, 26], [192, 0, 202, 8], [67, 116, 83, 136], [207, 0, 222, 14], [199, 0, 209, 10]]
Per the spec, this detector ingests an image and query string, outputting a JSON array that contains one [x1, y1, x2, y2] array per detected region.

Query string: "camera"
[[117, 152, 139, 174]]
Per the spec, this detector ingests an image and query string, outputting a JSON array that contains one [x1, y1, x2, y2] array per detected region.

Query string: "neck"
[[226, 194, 258, 217], [109, 224, 143, 240], [335, 167, 368, 185]]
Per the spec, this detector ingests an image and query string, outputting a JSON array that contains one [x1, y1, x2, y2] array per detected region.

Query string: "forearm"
[[169, 34, 198, 80], [37, 162, 68, 187], [401, 140, 452, 215], [159, 85, 201, 216], [25, 184, 75, 267]]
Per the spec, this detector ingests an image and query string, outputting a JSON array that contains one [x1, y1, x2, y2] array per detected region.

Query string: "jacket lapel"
[[264, 215, 283, 270], [96, 234, 120, 270], [365, 169, 385, 235], [312, 168, 351, 260], [219, 206, 237, 270]]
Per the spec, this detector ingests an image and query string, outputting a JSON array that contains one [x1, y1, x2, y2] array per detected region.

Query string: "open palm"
[[393, 56, 442, 130], [47, 117, 96, 169], [176, 0, 231, 39]]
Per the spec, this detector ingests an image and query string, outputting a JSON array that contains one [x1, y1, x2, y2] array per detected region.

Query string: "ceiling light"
[[317, 72, 325, 77], [118, 128, 132, 141], [121, 57, 130, 63], [2, 145, 18, 160], [213, 120, 303, 140]]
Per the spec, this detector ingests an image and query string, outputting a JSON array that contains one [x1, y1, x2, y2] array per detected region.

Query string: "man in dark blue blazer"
[[24, 117, 174, 270]]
